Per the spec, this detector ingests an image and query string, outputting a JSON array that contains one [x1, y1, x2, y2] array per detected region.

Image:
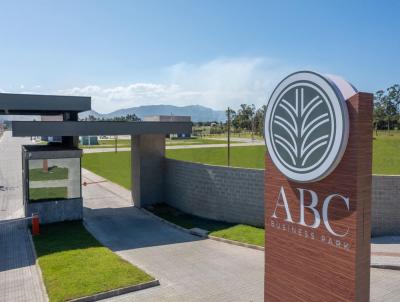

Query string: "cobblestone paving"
[[0, 133, 46, 302], [0, 220, 46, 302]]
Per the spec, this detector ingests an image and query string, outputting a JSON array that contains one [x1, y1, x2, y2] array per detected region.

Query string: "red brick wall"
[[264, 92, 373, 302]]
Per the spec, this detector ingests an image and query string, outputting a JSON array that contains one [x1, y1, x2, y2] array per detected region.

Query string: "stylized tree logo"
[[265, 71, 349, 182], [269, 84, 334, 173]]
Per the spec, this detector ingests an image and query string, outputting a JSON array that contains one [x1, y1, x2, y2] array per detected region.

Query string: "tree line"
[[204, 84, 400, 138], [227, 104, 266, 135], [194, 104, 266, 136], [374, 84, 400, 133], [80, 114, 141, 122]]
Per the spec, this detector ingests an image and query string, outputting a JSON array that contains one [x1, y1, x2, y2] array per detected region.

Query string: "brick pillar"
[[131, 134, 165, 207], [264, 92, 373, 301], [42, 159, 48, 173]]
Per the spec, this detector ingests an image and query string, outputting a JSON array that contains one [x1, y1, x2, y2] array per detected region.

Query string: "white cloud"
[[59, 57, 293, 113]]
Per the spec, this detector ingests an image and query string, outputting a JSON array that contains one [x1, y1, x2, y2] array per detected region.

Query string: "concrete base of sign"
[[26, 198, 83, 224]]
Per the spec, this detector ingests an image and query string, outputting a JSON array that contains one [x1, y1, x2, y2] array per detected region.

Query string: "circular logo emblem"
[[264, 71, 349, 182]]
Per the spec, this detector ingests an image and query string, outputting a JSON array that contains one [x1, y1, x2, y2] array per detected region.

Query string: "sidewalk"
[[372, 236, 400, 269]]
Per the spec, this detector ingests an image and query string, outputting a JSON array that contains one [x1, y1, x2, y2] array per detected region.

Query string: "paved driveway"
[[83, 169, 264, 302]]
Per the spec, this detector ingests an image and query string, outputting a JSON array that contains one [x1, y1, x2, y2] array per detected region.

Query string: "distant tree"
[[124, 114, 141, 121], [388, 84, 400, 128], [225, 108, 236, 132], [373, 100, 385, 135], [88, 115, 98, 121], [232, 104, 255, 131], [374, 88, 398, 133], [254, 105, 266, 136]]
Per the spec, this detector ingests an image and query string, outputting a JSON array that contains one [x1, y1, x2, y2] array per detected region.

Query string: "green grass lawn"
[[166, 145, 266, 169], [82, 151, 131, 189], [80, 144, 131, 149], [29, 166, 69, 181], [99, 139, 131, 145], [210, 224, 265, 247], [29, 187, 68, 202], [81, 146, 266, 190], [80, 137, 231, 149], [206, 133, 264, 140], [166, 138, 232, 146], [372, 134, 400, 174], [34, 221, 154, 302], [147, 203, 264, 247], [82, 135, 400, 192]]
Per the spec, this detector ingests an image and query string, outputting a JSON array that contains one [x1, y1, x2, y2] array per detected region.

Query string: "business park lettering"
[[268, 186, 350, 251]]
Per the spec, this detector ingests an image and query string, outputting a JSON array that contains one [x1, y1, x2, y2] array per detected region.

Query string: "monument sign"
[[264, 71, 372, 301]]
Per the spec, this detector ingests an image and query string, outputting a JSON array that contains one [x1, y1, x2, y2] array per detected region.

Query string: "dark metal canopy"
[[0, 93, 91, 115], [12, 121, 192, 137]]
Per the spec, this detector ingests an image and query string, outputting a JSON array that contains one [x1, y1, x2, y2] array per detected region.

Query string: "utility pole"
[[115, 135, 118, 153], [227, 107, 231, 166]]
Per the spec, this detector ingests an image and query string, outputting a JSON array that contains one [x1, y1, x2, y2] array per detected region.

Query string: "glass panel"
[[28, 158, 81, 202]]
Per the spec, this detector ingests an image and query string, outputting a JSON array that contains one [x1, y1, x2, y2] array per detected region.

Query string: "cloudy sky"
[[0, 0, 399, 113]]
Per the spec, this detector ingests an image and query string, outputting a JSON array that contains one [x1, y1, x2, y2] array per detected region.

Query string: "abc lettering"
[[272, 186, 349, 237]]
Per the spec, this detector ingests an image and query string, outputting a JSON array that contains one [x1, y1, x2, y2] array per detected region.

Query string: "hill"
[[79, 105, 226, 122]]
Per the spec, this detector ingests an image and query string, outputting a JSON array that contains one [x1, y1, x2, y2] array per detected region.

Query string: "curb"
[[27, 230, 50, 302], [67, 280, 160, 302], [208, 235, 265, 251], [141, 208, 265, 251], [371, 264, 400, 271]]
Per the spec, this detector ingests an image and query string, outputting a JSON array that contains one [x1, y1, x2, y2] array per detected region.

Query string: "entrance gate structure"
[[0, 92, 191, 223]]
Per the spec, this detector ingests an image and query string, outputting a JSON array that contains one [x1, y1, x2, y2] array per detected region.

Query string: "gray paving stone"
[[0, 220, 46, 302], [0, 133, 46, 302]]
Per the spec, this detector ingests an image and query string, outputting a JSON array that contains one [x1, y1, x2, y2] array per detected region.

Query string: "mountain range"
[[79, 105, 226, 122]]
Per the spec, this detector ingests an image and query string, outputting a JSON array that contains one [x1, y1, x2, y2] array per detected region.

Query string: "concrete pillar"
[[131, 134, 165, 207], [62, 111, 79, 147]]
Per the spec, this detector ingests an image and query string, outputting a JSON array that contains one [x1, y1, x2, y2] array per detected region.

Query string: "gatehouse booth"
[[22, 145, 83, 224], [0, 92, 192, 224]]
